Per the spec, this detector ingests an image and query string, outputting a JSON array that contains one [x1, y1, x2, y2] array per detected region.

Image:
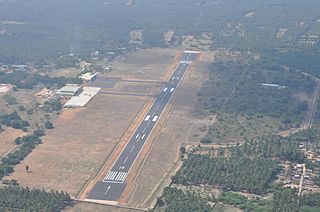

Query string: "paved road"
[[87, 51, 199, 201]]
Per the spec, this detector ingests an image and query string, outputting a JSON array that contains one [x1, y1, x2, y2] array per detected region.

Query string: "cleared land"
[[4, 94, 146, 196], [110, 48, 178, 81], [4, 48, 178, 203]]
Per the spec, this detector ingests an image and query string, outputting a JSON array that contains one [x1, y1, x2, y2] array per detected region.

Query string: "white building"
[[56, 84, 82, 96], [64, 87, 101, 107]]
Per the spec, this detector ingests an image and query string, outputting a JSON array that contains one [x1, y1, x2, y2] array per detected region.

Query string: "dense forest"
[[1, 0, 320, 63], [172, 154, 279, 194], [0, 186, 72, 211], [0, 71, 81, 89], [273, 189, 320, 211], [239, 135, 306, 163], [156, 187, 212, 212], [199, 59, 314, 126], [172, 133, 313, 196]]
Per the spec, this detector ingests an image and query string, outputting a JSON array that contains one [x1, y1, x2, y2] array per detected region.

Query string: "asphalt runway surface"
[[87, 51, 199, 201]]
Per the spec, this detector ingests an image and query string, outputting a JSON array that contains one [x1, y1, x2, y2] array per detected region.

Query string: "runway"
[[87, 51, 199, 201]]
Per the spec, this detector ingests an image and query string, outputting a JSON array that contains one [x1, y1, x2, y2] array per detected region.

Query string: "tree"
[[25, 165, 30, 173], [156, 197, 165, 207], [180, 146, 187, 154], [44, 121, 54, 129]]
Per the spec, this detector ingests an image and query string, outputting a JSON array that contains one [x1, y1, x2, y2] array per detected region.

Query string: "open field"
[[47, 68, 81, 78], [110, 48, 179, 81], [126, 52, 213, 207], [116, 82, 159, 95], [3, 48, 180, 206], [4, 94, 146, 196], [0, 128, 26, 157]]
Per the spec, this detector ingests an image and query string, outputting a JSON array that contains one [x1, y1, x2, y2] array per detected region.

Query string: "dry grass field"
[[116, 82, 160, 94], [0, 128, 26, 157], [110, 48, 178, 81], [4, 94, 146, 196]]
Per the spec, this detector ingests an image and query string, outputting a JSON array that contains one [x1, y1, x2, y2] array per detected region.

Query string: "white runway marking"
[[135, 133, 140, 139], [104, 171, 118, 181], [130, 146, 135, 153], [104, 186, 111, 195], [144, 115, 151, 121], [152, 116, 158, 122], [143, 127, 146, 133], [115, 172, 128, 182], [123, 157, 128, 164]]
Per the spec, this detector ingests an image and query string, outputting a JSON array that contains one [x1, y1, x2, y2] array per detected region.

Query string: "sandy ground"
[[0, 128, 27, 157], [127, 52, 213, 207], [4, 94, 146, 197]]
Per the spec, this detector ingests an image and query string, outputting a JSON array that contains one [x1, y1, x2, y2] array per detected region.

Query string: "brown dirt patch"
[[0, 128, 27, 157], [4, 94, 146, 197]]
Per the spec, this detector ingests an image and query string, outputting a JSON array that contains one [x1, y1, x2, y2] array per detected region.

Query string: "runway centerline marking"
[[123, 157, 128, 164]]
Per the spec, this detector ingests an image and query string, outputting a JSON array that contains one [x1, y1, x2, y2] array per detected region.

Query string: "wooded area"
[[0, 186, 72, 211]]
